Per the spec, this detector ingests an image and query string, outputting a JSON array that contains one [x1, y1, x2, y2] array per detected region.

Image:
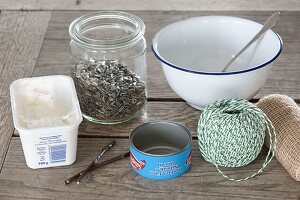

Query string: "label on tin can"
[[130, 145, 192, 180], [149, 161, 182, 176], [186, 150, 192, 165], [130, 152, 146, 170]]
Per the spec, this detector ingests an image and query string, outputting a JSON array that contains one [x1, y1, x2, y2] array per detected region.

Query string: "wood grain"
[[0, 137, 299, 200], [32, 11, 300, 100], [0, 0, 299, 11], [0, 11, 51, 171]]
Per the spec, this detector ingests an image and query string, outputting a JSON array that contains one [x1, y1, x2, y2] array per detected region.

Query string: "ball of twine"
[[197, 99, 276, 181]]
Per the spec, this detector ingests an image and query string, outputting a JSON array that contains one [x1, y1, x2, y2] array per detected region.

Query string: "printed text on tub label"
[[149, 161, 182, 176], [35, 135, 67, 166]]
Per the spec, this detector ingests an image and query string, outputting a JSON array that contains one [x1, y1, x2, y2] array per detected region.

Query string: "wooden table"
[[0, 1, 299, 199]]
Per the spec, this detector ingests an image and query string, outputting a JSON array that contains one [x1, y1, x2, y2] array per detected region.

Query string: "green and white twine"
[[197, 99, 276, 181]]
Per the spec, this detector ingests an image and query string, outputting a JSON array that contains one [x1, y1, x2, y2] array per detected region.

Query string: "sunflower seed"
[[72, 59, 146, 122]]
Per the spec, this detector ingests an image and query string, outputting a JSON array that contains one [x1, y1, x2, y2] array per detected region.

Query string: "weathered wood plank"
[[0, 11, 51, 171], [0, 0, 299, 11], [0, 137, 299, 200], [43, 11, 300, 42], [32, 11, 300, 100], [13, 101, 300, 139], [14, 101, 200, 137]]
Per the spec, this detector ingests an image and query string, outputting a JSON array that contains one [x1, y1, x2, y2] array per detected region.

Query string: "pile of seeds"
[[72, 59, 146, 121]]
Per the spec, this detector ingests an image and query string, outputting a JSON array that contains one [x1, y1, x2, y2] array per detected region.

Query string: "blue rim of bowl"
[[151, 19, 283, 76]]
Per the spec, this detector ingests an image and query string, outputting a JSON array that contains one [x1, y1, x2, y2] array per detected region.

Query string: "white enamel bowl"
[[152, 16, 282, 110]]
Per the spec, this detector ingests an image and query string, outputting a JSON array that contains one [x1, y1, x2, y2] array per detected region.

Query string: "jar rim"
[[69, 11, 145, 49]]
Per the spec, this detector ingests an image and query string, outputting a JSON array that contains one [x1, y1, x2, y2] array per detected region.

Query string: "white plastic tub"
[[10, 75, 83, 169]]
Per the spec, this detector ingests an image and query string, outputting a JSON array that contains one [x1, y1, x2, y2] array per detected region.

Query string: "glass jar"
[[69, 11, 147, 124]]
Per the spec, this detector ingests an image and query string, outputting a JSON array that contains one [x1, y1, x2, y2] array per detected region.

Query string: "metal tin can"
[[129, 121, 192, 180]]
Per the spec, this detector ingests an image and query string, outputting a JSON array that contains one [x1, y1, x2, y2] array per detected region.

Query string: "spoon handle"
[[222, 12, 280, 72]]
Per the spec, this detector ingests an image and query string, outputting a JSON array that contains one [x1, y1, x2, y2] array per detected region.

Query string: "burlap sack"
[[257, 94, 300, 181]]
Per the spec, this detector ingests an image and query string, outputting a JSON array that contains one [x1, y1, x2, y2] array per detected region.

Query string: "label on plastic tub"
[[35, 135, 67, 166]]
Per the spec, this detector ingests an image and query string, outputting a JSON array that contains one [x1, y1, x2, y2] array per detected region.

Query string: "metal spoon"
[[222, 12, 280, 72]]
